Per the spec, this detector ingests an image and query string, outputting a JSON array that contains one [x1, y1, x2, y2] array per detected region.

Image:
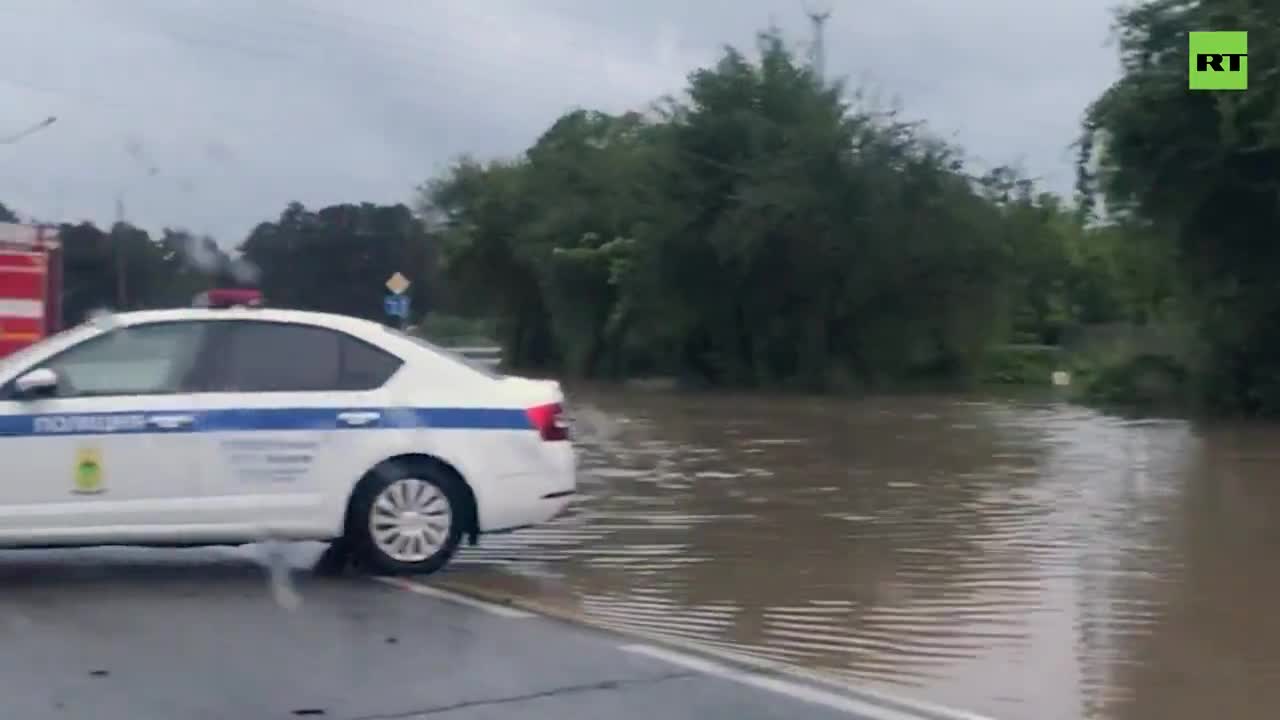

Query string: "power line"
[[0, 116, 57, 145]]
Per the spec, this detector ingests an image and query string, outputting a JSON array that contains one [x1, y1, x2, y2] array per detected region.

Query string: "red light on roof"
[[194, 289, 262, 308]]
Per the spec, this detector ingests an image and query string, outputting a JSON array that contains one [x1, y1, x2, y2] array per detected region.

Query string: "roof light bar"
[[194, 289, 263, 308]]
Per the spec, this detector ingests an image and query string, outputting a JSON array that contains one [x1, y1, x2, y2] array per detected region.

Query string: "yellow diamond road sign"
[[385, 272, 411, 295]]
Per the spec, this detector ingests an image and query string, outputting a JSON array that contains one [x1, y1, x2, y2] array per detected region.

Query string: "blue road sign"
[[384, 294, 410, 318]]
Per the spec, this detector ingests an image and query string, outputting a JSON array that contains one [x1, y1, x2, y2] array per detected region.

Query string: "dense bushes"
[[421, 32, 1171, 393]]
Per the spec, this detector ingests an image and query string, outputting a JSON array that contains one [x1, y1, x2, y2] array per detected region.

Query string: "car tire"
[[345, 462, 465, 576]]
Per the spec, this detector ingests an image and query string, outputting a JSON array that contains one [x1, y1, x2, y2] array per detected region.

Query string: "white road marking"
[[620, 644, 996, 720], [372, 576, 991, 719], [374, 577, 535, 619]]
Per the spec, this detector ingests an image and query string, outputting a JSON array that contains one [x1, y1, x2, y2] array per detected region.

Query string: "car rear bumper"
[[472, 443, 576, 532]]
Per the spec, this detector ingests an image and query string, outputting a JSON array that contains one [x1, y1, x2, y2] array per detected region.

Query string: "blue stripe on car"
[[0, 407, 534, 438]]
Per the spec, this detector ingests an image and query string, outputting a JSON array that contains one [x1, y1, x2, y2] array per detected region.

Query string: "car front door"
[[190, 319, 404, 538], [0, 320, 214, 544]]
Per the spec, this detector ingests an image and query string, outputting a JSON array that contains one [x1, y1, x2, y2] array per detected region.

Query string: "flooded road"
[[445, 386, 1280, 720]]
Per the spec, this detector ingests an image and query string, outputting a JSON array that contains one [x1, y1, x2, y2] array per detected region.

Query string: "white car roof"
[[110, 307, 381, 333], [106, 306, 412, 348]]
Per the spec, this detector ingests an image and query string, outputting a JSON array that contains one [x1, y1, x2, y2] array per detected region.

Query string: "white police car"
[[0, 302, 575, 575]]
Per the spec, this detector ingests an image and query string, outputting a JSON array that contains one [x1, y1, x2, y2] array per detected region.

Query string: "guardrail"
[[446, 344, 503, 370]]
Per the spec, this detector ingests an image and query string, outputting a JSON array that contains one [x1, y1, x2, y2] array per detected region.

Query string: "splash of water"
[[260, 537, 302, 610]]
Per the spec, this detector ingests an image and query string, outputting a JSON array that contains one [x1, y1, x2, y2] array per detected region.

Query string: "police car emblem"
[[73, 447, 105, 495]]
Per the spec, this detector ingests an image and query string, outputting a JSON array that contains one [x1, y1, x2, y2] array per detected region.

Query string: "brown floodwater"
[[445, 384, 1280, 720]]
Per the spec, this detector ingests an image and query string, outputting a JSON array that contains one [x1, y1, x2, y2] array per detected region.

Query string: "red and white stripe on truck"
[[0, 222, 61, 359]]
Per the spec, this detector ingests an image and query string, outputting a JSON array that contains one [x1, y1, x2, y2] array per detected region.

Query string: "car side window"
[[219, 321, 404, 393], [222, 321, 342, 392], [339, 335, 403, 390], [35, 322, 211, 398]]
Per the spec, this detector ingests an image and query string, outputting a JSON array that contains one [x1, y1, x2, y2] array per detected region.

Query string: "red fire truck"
[[0, 222, 63, 359]]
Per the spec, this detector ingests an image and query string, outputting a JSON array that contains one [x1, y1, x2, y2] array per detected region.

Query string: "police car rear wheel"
[[347, 466, 464, 575]]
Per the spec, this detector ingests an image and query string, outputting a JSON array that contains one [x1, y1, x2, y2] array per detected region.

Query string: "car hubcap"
[[370, 478, 453, 563]]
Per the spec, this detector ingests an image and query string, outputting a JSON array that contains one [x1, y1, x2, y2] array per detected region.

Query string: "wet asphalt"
[[0, 543, 869, 720]]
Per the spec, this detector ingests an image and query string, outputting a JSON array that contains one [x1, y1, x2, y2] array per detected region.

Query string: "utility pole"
[[804, 2, 832, 83], [113, 193, 128, 309], [112, 154, 160, 310], [112, 138, 163, 310]]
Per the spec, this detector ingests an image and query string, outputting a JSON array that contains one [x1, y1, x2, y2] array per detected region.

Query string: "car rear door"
[[0, 320, 214, 542], [190, 319, 404, 537]]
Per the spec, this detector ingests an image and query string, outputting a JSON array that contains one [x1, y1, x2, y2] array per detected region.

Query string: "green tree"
[[58, 221, 117, 323], [152, 228, 239, 306], [422, 31, 1029, 389], [239, 202, 437, 324], [58, 220, 182, 321], [1079, 0, 1280, 413], [422, 160, 560, 368]]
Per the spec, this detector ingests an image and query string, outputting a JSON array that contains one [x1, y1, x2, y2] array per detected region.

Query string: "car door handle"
[[336, 411, 381, 427], [147, 414, 195, 430]]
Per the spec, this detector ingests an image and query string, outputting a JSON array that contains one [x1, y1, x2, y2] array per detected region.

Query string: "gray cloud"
[[0, 0, 1119, 245]]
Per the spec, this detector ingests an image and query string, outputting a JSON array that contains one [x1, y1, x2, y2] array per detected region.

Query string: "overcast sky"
[[0, 0, 1120, 246]]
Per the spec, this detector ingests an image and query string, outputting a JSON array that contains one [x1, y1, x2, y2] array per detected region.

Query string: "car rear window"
[[339, 335, 404, 390]]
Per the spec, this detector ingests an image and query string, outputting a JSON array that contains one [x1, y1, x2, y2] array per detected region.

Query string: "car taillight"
[[526, 402, 569, 441]]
